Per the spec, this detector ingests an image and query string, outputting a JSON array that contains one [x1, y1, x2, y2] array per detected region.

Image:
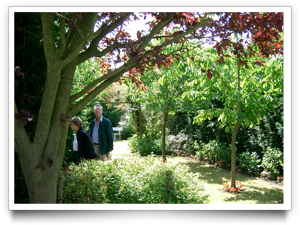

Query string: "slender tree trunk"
[[230, 121, 241, 187], [162, 112, 168, 162], [230, 42, 242, 188]]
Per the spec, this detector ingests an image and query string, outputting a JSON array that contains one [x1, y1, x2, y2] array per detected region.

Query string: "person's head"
[[70, 116, 83, 132], [94, 104, 103, 119]]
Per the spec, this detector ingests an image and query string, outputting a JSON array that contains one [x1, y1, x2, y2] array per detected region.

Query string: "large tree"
[[14, 11, 283, 203]]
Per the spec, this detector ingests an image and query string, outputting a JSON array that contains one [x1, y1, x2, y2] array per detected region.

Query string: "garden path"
[[111, 140, 131, 160]]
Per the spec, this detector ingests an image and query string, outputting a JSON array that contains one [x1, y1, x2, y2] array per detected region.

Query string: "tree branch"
[[210, 70, 232, 91], [70, 16, 210, 114], [70, 18, 209, 104], [40, 13, 57, 63], [69, 66, 133, 116], [77, 13, 132, 65], [58, 14, 66, 59], [137, 17, 172, 53], [152, 18, 209, 51], [14, 103, 32, 156], [68, 60, 133, 103]]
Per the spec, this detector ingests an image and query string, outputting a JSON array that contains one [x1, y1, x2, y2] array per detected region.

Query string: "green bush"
[[63, 154, 209, 204], [261, 147, 283, 179], [195, 140, 231, 166], [121, 124, 136, 140], [167, 132, 196, 155], [128, 134, 169, 156], [237, 151, 262, 176]]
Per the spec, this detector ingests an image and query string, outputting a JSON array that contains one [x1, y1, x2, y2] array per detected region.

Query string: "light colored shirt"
[[92, 116, 102, 144], [73, 134, 78, 151]]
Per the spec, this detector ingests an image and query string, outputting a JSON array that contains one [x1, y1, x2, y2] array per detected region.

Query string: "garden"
[[14, 12, 284, 204], [61, 140, 283, 204]]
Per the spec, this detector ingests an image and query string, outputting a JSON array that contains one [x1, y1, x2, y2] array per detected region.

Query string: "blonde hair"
[[71, 116, 83, 128]]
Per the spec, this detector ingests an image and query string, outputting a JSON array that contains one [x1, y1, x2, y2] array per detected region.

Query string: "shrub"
[[63, 154, 209, 204], [128, 134, 169, 156], [167, 132, 195, 154], [261, 147, 283, 179], [237, 151, 261, 176], [195, 140, 231, 166], [121, 124, 136, 140]]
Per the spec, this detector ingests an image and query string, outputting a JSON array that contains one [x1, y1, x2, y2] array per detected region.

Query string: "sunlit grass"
[[167, 156, 284, 204]]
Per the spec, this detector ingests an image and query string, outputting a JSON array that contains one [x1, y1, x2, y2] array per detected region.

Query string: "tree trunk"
[[162, 112, 168, 162], [231, 48, 242, 188], [15, 60, 73, 204], [26, 171, 59, 203], [230, 121, 241, 188]]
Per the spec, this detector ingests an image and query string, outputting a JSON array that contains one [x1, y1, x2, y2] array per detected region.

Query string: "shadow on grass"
[[224, 186, 283, 204], [177, 159, 283, 204]]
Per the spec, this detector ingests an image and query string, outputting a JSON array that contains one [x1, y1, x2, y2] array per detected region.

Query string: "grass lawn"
[[113, 140, 284, 204], [168, 156, 283, 204]]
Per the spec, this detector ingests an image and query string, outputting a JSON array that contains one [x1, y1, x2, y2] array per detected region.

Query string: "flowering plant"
[[222, 181, 244, 193]]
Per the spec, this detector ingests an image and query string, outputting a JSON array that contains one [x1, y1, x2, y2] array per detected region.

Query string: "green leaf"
[[225, 126, 230, 132]]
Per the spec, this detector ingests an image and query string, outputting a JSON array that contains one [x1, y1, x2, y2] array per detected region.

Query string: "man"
[[90, 104, 114, 161]]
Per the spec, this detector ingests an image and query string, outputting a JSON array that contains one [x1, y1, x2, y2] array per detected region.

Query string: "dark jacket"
[[77, 127, 98, 160], [89, 116, 114, 155]]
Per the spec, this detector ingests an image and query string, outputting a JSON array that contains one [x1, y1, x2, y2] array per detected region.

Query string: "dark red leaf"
[[74, 12, 83, 20], [173, 31, 183, 36], [20, 117, 28, 126], [156, 54, 163, 62], [207, 72, 213, 80], [135, 56, 141, 65], [68, 23, 76, 29]]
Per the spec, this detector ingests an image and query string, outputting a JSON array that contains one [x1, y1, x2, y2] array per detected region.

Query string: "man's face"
[[94, 106, 103, 117]]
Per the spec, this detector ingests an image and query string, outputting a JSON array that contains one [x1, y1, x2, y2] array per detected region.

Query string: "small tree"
[[186, 42, 283, 187], [132, 55, 195, 160]]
